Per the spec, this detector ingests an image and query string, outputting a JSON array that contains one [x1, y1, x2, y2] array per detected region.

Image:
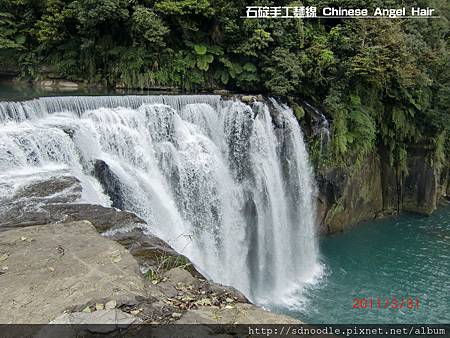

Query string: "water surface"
[[280, 207, 450, 323]]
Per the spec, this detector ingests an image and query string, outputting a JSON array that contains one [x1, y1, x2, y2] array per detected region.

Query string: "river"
[[278, 207, 450, 323]]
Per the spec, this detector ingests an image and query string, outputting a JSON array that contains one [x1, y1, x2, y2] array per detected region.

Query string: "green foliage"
[[263, 47, 303, 95], [347, 102, 376, 165], [154, 0, 213, 16], [131, 6, 169, 48], [0, 12, 25, 49], [0, 0, 448, 171], [193, 44, 207, 55], [144, 253, 192, 283], [71, 0, 130, 32], [235, 28, 273, 57]]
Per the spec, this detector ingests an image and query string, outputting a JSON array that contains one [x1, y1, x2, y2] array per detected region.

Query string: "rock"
[[176, 303, 301, 324], [206, 282, 249, 303], [105, 300, 117, 310], [44, 203, 145, 233], [316, 168, 347, 233], [0, 202, 145, 233], [0, 172, 145, 233], [171, 312, 182, 319], [37, 64, 58, 75], [110, 228, 178, 260], [102, 222, 193, 273], [213, 89, 230, 95], [93, 160, 126, 210], [317, 142, 447, 233], [402, 144, 439, 215], [0, 171, 190, 276], [13, 176, 81, 202], [0, 176, 83, 230], [33, 79, 80, 89], [240, 95, 258, 103], [0, 221, 147, 323], [0, 165, 304, 327], [49, 309, 141, 325], [379, 147, 400, 214], [35, 309, 141, 337], [156, 281, 179, 298], [318, 153, 383, 233], [36, 80, 55, 88], [0, 67, 19, 77], [163, 267, 197, 286], [57, 81, 79, 89]]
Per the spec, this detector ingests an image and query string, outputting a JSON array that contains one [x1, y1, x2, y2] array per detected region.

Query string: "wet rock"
[[316, 168, 347, 233], [317, 153, 383, 233], [13, 176, 81, 203], [240, 95, 254, 103], [93, 160, 125, 209], [36, 80, 55, 88], [445, 170, 450, 201], [240, 95, 263, 103], [62, 127, 76, 138], [44, 203, 145, 232], [0, 202, 144, 233], [213, 89, 230, 95], [0, 172, 186, 273], [0, 176, 83, 230], [379, 146, 400, 214], [317, 144, 448, 233], [402, 144, 439, 215]]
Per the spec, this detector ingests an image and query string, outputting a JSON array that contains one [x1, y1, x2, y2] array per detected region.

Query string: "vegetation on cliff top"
[[0, 0, 448, 170]]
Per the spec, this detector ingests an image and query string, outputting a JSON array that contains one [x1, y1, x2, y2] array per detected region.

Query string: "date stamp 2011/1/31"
[[353, 297, 420, 310]]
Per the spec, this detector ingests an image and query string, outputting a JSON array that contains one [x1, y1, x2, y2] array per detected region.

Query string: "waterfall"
[[0, 95, 322, 304], [303, 101, 330, 156]]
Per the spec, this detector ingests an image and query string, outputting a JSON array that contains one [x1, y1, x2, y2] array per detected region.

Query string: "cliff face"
[[317, 146, 449, 234], [316, 153, 383, 233]]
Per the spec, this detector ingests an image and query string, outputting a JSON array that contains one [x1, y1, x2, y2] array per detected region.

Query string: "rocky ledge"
[[0, 175, 299, 326], [316, 149, 449, 234]]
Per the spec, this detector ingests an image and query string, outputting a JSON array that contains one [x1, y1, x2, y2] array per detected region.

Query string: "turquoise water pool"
[[280, 206, 450, 323]]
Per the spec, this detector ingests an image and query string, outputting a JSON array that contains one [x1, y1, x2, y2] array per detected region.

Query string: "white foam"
[[0, 95, 321, 305]]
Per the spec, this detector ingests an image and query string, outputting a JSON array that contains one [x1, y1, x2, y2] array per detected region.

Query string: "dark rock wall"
[[317, 146, 448, 234], [93, 160, 126, 210], [402, 145, 439, 215], [317, 153, 383, 234]]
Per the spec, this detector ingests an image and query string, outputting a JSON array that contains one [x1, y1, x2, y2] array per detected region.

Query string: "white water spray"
[[0, 95, 321, 304]]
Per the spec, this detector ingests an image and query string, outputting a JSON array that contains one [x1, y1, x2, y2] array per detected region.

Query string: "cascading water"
[[303, 101, 330, 157], [0, 95, 322, 304]]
